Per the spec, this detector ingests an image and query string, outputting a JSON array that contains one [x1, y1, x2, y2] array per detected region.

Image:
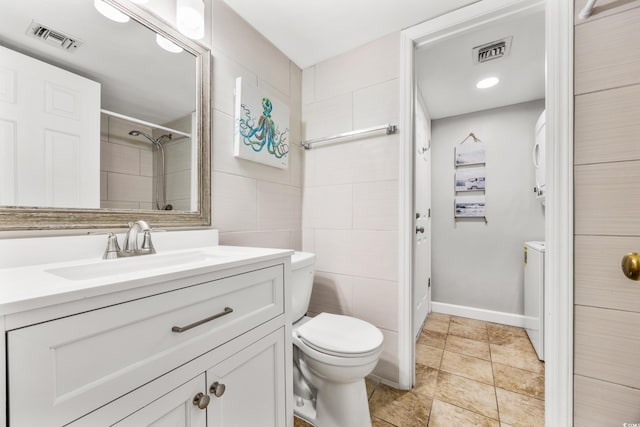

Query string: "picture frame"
[[234, 77, 290, 169], [454, 195, 486, 218], [455, 140, 486, 166], [455, 167, 486, 192]]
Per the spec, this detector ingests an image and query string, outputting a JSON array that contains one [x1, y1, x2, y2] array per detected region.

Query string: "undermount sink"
[[46, 250, 223, 281]]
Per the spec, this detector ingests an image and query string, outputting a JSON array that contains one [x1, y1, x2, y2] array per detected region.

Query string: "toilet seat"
[[296, 313, 383, 358]]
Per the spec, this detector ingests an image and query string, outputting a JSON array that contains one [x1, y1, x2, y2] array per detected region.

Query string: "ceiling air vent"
[[472, 37, 512, 64], [26, 21, 83, 52]]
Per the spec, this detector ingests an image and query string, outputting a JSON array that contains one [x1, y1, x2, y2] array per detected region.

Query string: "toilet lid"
[[296, 313, 383, 356]]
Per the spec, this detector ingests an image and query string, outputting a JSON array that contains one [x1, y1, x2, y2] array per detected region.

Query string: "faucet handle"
[[141, 230, 156, 254], [103, 233, 121, 260]]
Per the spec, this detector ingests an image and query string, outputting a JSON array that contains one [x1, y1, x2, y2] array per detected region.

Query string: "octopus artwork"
[[238, 97, 289, 160]]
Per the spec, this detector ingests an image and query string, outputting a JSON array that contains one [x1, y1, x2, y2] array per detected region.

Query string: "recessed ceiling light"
[[156, 34, 183, 53], [94, 0, 130, 23], [476, 77, 500, 89]]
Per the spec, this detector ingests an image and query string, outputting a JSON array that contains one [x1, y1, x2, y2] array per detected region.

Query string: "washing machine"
[[524, 241, 545, 361]]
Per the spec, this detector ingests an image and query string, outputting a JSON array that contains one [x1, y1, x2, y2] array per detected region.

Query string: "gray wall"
[[431, 99, 545, 315]]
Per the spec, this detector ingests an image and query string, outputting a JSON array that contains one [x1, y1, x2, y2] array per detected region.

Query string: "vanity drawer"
[[7, 264, 284, 427]]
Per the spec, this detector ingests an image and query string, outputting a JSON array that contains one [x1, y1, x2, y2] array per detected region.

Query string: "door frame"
[[397, 0, 574, 425]]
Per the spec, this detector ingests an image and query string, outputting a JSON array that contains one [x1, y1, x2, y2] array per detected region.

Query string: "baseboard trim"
[[367, 373, 406, 391], [431, 302, 526, 328]]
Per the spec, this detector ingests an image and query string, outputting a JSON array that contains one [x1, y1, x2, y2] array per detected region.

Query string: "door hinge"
[[428, 278, 431, 288], [428, 208, 431, 218]]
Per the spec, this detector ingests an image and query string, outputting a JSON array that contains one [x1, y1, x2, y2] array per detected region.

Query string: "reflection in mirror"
[[0, 0, 198, 212], [101, 113, 196, 212]]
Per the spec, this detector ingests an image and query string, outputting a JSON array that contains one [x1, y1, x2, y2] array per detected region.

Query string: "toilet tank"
[[291, 252, 315, 322]]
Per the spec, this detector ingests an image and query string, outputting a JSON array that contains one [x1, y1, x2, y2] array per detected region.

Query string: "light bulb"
[[94, 0, 130, 23], [476, 77, 500, 89], [176, 0, 204, 40], [156, 34, 183, 53]]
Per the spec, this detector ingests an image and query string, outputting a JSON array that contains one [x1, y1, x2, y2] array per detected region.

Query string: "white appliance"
[[524, 241, 545, 360], [533, 110, 546, 204]]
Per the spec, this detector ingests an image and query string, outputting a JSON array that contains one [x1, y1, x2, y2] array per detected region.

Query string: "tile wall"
[[100, 114, 154, 210], [144, 0, 303, 249], [154, 115, 194, 211], [301, 33, 402, 383], [209, 0, 303, 249]]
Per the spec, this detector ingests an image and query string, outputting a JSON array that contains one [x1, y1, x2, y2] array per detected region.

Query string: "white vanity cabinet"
[[2, 253, 292, 427], [111, 375, 208, 427], [73, 327, 286, 427]]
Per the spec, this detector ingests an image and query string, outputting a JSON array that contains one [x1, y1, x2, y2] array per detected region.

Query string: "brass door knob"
[[210, 381, 226, 397], [193, 392, 210, 409], [621, 252, 640, 280]]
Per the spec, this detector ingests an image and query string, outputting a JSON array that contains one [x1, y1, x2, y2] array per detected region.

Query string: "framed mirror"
[[0, 0, 211, 231]]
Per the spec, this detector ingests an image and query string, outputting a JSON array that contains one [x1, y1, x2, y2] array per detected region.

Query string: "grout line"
[[495, 385, 545, 402]]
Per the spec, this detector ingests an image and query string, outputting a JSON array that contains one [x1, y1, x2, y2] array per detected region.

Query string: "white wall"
[[301, 33, 402, 383], [144, 0, 303, 249], [431, 99, 545, 315]]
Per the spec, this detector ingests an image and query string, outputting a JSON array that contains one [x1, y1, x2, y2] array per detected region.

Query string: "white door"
[[0, 45, 100, 208], [413, 97, 432, 338], [207, 329, 286, 427], [113, 375, 207, 427]]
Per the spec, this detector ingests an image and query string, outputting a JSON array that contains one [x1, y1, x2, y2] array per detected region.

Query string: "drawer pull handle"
[[210, 381, 226, 397], [193, 392, 210, 409], [172, 307, 234, 333]]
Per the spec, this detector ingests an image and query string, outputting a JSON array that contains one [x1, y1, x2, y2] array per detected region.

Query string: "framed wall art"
[[455, 132, 485, 166], [455, 167, 486, 192], [234, 77, 290, 169], [454, 195, 486, 218]]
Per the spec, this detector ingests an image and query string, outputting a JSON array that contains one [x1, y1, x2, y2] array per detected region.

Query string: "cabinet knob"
[[193, 392, 210, 409], [622, 252, 640, 280], [210, 381, 226, 397]]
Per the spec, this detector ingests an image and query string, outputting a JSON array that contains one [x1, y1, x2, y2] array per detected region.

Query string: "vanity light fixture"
[[94, 0, 130, 23], [156, 34, 183, 53], [476, 77, 500, 89], [176, 0, 204, 40]]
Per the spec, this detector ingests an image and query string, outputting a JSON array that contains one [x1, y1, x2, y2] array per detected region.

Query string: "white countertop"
[[0, 230, 293, 316]]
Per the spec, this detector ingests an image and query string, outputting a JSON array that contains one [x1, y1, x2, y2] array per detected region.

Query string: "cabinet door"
[[113, 374, 207, 427], [206, 328, 286, 427]]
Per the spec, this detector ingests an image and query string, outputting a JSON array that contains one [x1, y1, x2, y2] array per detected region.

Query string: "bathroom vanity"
[[0, 230, 293, 427]]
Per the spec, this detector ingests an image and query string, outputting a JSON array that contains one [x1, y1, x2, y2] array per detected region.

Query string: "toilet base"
[[294, 377, 371, 427], [293, 395, 316, 425]]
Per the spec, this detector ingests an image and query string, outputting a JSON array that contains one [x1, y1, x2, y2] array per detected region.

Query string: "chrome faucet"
[[102, 220, 156, 259], [120, 220, 156, 257]]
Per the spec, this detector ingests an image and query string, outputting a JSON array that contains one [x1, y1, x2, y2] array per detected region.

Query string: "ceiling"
[[223, 0, 480, 69], [415, 9, 545, 119], [0, 0, 196, 125]]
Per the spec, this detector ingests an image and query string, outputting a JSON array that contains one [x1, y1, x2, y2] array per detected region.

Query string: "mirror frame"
[[0, 0, 211, 231]]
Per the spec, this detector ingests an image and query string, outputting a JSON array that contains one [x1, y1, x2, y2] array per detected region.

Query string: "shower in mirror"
[[129, 130, 173, 211]]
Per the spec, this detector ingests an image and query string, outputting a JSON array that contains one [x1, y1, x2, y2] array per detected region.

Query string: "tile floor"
[[294, 313, 544, 427]]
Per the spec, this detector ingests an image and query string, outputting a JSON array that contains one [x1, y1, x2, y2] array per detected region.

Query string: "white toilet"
[[291, 252, 383, 427]]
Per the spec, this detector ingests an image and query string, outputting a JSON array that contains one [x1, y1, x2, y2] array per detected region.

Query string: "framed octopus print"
[[234, 77, 290, 169]]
